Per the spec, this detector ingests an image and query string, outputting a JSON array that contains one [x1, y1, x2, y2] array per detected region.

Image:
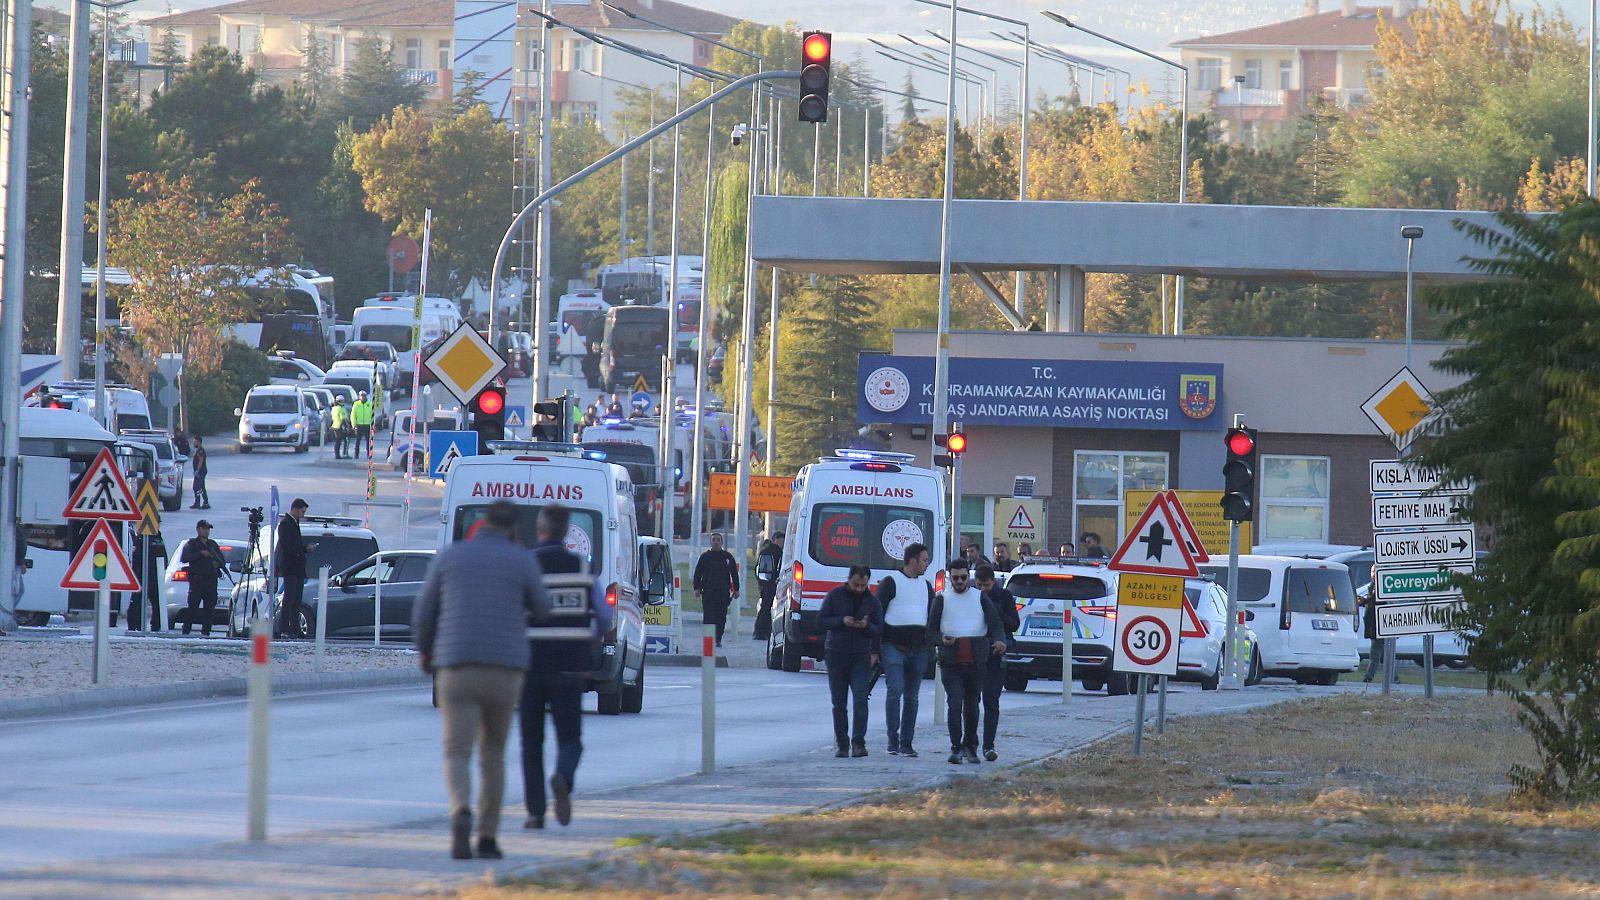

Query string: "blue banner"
[[858, 355, 1224, 430]]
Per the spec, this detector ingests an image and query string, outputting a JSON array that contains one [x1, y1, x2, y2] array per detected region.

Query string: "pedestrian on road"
[[1362, 564, 1395, 684], [929, 558, 1007, 765], [179, 520, 224, 636], [352, 392, 375, 456], [818, 564, 883, 758], [693, 532, 739, 647], [1078, 532, 1107, 559], [189, 436, 209, 510], [274, 499, 316, 638], [413, 499, 549, 860], [877, 541, 934, 757], [974, 565, 1020, 761], [329, 397, 349, 459], [991, 543, 1016, 573], [520, 504, 612, 830], [754, 531, 785, 642]]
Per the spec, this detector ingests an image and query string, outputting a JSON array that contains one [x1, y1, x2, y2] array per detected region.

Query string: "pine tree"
[[152, 6, 183, 68], [899, 70, 919, 125], [768, 276, 877, 474]]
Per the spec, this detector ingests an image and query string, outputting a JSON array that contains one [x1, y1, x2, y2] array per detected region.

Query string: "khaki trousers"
[[436, 664, 524, 837]]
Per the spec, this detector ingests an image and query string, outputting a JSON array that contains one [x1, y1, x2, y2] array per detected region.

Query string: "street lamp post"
[[1401, 225, 1423, 370], [932, 0, 961, 542], [91, 1, 138, 432], [1042, 12, 1188, 333]]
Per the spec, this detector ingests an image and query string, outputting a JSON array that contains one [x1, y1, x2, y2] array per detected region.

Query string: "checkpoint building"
[[856, 329, 1459, 555]]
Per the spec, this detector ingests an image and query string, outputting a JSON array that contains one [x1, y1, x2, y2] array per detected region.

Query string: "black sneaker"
[[550, 773, 573, 826], [900, 745, 918, 758], [475, 837, 503, 859], [886, 742, 901, 756], [835, 746, 849, 758], [524, 816, 544, 829], [963, 749, 981, 764], [984, 748, 998, 762], [450, 812, 472, 860], [948, 749, 963, 764], [850, 742, 868, 758]]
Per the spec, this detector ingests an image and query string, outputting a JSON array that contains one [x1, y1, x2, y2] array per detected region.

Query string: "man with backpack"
[[520, 504, 612, 830], [876, 542, 934, 758]]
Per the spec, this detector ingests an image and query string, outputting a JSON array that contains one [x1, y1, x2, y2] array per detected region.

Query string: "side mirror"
[[177, 455, 188, 465], [233, 408, 243, 417], [1244, 610, 1256, 622]]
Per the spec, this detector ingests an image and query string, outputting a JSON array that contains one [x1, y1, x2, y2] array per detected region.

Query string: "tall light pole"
[[932, 0, 960, 541], [88, 1, 137, 431], [1042, 12, 1188, 333], [534, 0, 554, 401], [1401, 225, 1423, 371]]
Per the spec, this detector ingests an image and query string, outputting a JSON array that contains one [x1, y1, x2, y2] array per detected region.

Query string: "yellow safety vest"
[[352, 401, 374, 427]]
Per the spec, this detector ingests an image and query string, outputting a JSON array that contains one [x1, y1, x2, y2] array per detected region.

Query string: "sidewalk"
[[0, 681, 1370, 899]]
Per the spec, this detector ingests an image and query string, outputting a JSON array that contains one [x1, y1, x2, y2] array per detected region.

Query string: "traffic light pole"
[[1221, 520, 1242, 690]]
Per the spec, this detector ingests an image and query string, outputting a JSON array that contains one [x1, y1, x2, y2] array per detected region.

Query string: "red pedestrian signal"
[[799, 31, 832, 124]]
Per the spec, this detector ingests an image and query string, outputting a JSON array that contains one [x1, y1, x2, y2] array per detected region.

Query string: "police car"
[[1004, 556, 1260, 694]]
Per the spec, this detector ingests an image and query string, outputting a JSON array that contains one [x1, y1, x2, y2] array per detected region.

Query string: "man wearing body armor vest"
[[875, 542, 934, 758]]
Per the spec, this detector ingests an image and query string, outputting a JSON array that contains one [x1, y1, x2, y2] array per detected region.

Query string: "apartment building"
[[1173, 0, 1418, 146]]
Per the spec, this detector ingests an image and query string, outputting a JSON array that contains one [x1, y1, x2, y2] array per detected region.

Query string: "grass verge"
[[459, 693, 1600, 898]]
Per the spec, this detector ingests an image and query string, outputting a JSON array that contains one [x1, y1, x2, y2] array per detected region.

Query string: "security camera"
[[731, 123, 748, 146]]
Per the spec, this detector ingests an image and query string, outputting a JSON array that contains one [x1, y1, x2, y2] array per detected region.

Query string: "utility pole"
[[55, 0, 92, 380], [533, 0, 554, 401], [1, 0, 37, 632]]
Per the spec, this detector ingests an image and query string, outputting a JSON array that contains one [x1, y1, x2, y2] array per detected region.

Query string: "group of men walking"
[[819, 544, 1020, 764], [412, 500, 612, 860]]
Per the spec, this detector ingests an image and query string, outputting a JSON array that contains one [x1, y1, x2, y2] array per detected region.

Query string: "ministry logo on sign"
[[864, 366, 911, 413], [1179, 374, 1217, 420]]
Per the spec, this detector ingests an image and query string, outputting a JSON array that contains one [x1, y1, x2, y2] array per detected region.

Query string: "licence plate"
[[1311, 619, 1340, 631], [1025, 614, 1063, 640]]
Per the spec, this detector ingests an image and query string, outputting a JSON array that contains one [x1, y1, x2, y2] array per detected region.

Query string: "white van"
[[352, 295, 462, 385], [768, 449, 947, 672], [1197, 554, 1361, 685], [236, 384, 310, 452], [555, 291, 607, 362], [439, 448, 648, 714]]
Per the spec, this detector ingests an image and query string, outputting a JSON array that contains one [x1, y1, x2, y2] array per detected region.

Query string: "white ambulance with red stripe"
[[765, 449, 947, 672], [439, 445, 648, 714]]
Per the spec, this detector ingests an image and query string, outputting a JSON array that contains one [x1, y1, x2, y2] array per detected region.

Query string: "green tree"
[[332, 36, 426, 132], [763, 277, 879, 474], [1416, 201, 1600, 801]]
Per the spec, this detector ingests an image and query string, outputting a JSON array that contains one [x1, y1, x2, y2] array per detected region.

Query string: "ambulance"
[[766, 449, 947, 673], [439, 446, 648, 714]]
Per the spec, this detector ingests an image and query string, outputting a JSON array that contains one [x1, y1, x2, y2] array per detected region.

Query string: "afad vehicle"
[[768, 449, 946, 672], [440, 445, 649, 714]]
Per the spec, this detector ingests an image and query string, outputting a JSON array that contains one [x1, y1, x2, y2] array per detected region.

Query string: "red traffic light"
[[475, 388, 505, 416], [803, 32, 831, 63], [947, 433, 968, 454], [1226, 429, 1254, 456]]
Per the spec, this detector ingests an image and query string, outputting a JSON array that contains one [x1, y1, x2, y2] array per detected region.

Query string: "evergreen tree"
[[768, 277, 878, 474], [334, 36, 426, 133], [151, 6, 183, 68], [900, 70, 919, 124]]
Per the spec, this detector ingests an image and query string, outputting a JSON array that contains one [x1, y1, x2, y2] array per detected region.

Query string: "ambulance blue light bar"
[[485, 440, 586, 455], [584, 450, 609, 461], [830, 449, 918, 463]]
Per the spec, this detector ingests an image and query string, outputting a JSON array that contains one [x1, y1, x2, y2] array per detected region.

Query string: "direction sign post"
[[61, 517, 139, 685], [1371, 493, 1468, 530], [1373, 526, 1475, 567]]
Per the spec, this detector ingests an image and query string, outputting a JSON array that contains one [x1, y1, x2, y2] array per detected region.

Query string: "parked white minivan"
[[439, 447, 648, 714], [1198, 555, 1361, 685], [236, 384, 310, 452]]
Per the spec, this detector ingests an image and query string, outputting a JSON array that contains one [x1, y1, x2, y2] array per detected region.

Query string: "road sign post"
[[61, 517, 139, 684]]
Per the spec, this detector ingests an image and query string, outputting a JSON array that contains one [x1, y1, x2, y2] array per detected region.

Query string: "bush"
[[183, 342, 270, 437]]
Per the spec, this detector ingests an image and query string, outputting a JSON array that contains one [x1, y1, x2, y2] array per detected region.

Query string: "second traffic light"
[[1221, 426, 1258, 523], [471, 385, 507, 450], [532, 397, 567, 441], [933, 432, 968, 468], [798, 31, 831, 123]]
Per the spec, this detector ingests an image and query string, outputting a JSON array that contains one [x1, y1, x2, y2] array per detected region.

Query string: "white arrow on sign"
[[1371, 492, 1469, 530], [1373, 526, 1476, 567]]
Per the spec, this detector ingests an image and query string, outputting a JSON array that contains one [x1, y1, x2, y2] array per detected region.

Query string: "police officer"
[[754, 531, 784, 642], [180, 520, 225, 636], [330, 396, 350, 459], [351, 392, 375, 457]]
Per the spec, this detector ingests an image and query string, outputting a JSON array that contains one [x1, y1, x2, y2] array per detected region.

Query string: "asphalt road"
[[0, 666, 1086, 873]]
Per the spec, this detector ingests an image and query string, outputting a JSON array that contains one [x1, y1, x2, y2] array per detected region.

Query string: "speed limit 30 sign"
[[1113, 573, 1184, 677]]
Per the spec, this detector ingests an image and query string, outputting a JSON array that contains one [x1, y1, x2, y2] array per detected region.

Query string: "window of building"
[[1196, 58, 1222, 91], [235, 25, 260, 54], [404, 38, 422, 69], [437, 39, 451, 70], [1073, 451, 1168, 553], [561, 37, 593, 72], [1278, 59, 1293, 90], [1260, 455, 1329, 543], [330, 34, 344, 68], [1243, 58, 1262, 90]]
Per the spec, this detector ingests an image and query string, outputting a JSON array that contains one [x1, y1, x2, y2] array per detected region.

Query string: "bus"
[[14, 407, 119, 625]]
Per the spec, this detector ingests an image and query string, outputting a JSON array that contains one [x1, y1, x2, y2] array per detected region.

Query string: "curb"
[[0, 667, 427, 721]]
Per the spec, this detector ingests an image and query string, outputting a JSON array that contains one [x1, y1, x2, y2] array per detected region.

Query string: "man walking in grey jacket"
[[414, 500, 549, 861]]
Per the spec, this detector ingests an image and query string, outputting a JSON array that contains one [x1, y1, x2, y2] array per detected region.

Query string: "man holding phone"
[[817, 564, 883, 758]]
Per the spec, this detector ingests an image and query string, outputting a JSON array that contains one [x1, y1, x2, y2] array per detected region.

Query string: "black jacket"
[[817, 585, 883, 656], [985, 586, 1021, 651], [276, 515, 308, 577], [693, 549, 740, 599], [180, 536, 224, 584], [928, 589, 1007, 668]]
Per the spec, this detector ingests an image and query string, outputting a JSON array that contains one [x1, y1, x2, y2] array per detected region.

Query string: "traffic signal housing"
[[471, 384, 507, 450], [933, 432, 967, 468], [1221, 426, 1258, 523], [799, 31, 832, 123], [532, 397, 568, 441]]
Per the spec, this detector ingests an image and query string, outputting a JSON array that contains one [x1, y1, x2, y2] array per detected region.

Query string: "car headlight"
[[291, 421, 303, 429], [240, 416, 251, 428]]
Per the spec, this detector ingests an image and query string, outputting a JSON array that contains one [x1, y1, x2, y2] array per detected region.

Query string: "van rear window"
[[1198, 566, 1272, 604], [809, 503, 932, 570], [1006, 573, 1110, 602], [1285, 567, 1356, 615], [452, 505, 603, 570]]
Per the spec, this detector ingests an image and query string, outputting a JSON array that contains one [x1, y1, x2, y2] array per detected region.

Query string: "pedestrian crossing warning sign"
[[63, 447, 140, 521], [1007, 505, 1035, 530], [505, 406, 524, 428]]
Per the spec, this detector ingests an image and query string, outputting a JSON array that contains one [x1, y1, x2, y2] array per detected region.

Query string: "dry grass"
[[463, 694, 1600, 898]]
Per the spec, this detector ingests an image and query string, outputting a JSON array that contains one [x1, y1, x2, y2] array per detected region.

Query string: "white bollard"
[[314, 566, 329, 671], [247, 619, 271, 841], [701, 623, 716, 774]]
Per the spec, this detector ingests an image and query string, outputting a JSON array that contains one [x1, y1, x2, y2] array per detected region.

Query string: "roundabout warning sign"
[[1112, 572, 1183, 677]]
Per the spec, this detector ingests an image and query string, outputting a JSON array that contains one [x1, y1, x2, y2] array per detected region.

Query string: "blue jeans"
[[882, 643, 929, 749], [826, 650, 873, 747]]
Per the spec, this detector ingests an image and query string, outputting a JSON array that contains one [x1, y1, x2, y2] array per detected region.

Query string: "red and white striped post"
[[701, 623, 715, 774], [247, 619, 271, 840]]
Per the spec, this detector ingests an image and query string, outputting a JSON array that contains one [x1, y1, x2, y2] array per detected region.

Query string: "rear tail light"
[[1015, 602, 1025, 612], [1280, 603, 1292, 631], [790, 561, 803, 612], [934, 569, 946, 593], [1238, 611, 1246, 626], [605, 583, 619, 607], [173, 570, 188, 582]]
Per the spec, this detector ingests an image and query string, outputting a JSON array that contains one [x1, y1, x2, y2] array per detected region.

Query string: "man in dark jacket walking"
[[974, 565, 1021, 760], [414, 499, 549, 861], [929, 558, 1007, 764], [753, 531, 784, 641], [818, 564, 883, 758], [693, 532, 739, 647], [189, 435, 209, 509], [520, 505, 613, 830]]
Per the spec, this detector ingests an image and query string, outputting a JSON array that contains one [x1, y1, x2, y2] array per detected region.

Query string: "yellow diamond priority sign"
[[425, 322, 507, 405], [1361, 366, 1434, 452]]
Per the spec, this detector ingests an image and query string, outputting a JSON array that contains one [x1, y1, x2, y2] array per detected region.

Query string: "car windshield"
[[1007, 572, 1113, 602], [245, 393, 298, 414], [358, 327, 412, 352], [609, 321, 667, 354], [1285, 567, 1357, 615], [116, 413, 151, 432], [584, 442, 655, 485], [808, 503, 934, 570], [1199, 566, 1272, 604], [324, 377, 371, 395], [338, 343, 393, 362], [450, 505, 605, 570]]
